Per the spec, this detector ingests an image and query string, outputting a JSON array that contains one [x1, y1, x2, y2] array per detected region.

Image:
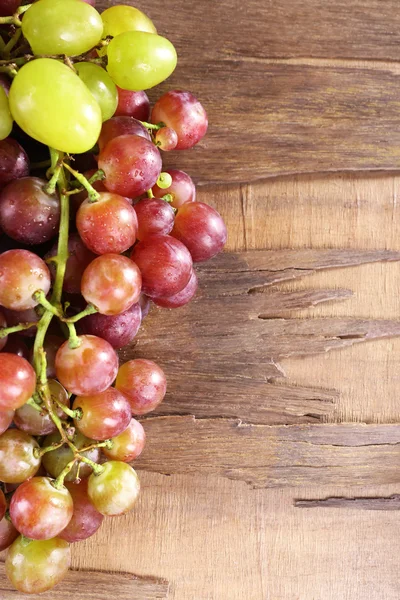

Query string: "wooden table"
[[3, 1, 400, 598]]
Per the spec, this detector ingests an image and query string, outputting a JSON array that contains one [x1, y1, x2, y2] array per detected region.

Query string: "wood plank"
[[295, 495, 400, 510]]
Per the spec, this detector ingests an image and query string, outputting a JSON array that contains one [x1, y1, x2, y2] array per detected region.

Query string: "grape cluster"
[[0, 0, 227, 595]]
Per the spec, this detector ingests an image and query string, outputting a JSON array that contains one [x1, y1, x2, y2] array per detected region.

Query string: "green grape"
[[9, 59, 102, 154], [0, 87, 12, 140], [101, 5, 157, 37], [75, 62, 118, 122], [22, 0, 103, 56], [107, 31, 177, 91]]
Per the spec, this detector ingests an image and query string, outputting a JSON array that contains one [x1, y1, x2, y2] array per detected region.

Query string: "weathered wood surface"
[[295, 495, 400, 510]]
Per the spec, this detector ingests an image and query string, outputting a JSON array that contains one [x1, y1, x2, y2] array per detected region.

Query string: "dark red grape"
[[0, 139, 30, 188], [0, 0, 20, 17], [73, 387, 131, 441], [103, 418, 146, 462], [59, 480, 104, 543], [1, 307, 40, 338], [0, 353, 36, 411], [134, 198, 175, 240], [115, 88, 150, 120], [0, 177, 60, 245], [153, 169, 196, 209], [151, 91, 208, 150], [0, 429, 41, 483], [79, 302, 141, 349], [99, 134, 162, 198], [42, 430, 101, 482], [172, 202, 227, 262], [153, 269, 198, 308], [88, 461, 140, 516], [131, 234, 192, 298], [154, 127, 178, 151], [0, 249, 51, 310], [3, 335, 29, 359], [46, 233, 96, 295], [115, 358, 167, 415], [98, 116, 150, 152], [0, 516, 18, 551]]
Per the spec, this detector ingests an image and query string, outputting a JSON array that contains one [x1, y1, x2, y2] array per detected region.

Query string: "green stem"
[[33, 291, 62, 318], [26, 398, 43, 413], [147, 188, 155, 198], [3, 29, 22, 56], [65, 304, 97, 324], [44, 161, 63, 195], [81, 439, 114, 453], [66, 322, 81, 349], [0, 4, 32, 26], [53, 459, 77, 489], [140, 121, 165, 131], [62, 163, 100, 202], [0, 322, 36, 338], [54, 398, 82, 420], [0, 65, 18, 77], [79, 456, 105, 475]]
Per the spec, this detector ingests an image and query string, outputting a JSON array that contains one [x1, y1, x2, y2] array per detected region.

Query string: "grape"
[[3, 336, 29, 359], [0, 177, 60, 245], [0, 308, 7, 351], [73, 387, 131, 441], [46, 233, 96, 295], [70, 170, 108, 217], [9, 59, 102, 154], [152, 169, 196, 209], [115, 359, 167, 415], [101, 5, 157, 37], [0, 138, 29, 187], [77, 193, 138, 255], [0, 408, 14, 435], [98, 116, 151, 151], [2, 306, 40, 338], [14, 379, 70, 436], [0, 249, 51, 310], [151, 91, 208, 150], [139, 293, 151, 319], [42, 430, 101, 482], [55, 334, 119, 396], [81, 254, 142, 316], [0, 0, 20, 16], [131, 234, 192, 298], [6, 536, 70, 594], [79, 302, 142, 349], [172, 202, 227, 262], [88, 461, 140, 516], [75, 62, 118, 122], [134, 198, 175, 240], [0, 488, 6, 521], [22, 0, 103, 56], [154, 127, 178, 151], [107, 31, 177, 91], [103, 418, 146, 462], [59, 480, 104, 543], [0, 87, 13, 141], [153, 269, 198, 308], [0, 516, 18, 551], [99, 134, 161, 198], [0, 353, 36, 411], [115, 88, 150, 121], [0, 429, 40, 483], [10, 476, 73, 540]]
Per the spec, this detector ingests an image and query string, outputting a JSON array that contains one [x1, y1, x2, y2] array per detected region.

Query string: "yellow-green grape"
[[101, 5, 156, 37], [9, 59, 102, 154], [107, 31, 177, 91], [0, 87, 13, 140], [75, 62, 118, 122], [22, 0, 103, 56]]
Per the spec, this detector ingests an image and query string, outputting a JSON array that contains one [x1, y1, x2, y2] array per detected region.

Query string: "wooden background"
[[3, 0, 400, 598]]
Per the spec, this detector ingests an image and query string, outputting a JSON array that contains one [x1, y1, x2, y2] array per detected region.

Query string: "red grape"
[[10, 476, 73, 540], [154, 126, 178, 151], [172, 202, 227, 262], [77, 192, 138, 255], [0, 0, 20, 16], [115, 88, 150, 120], [0, 408, 14, 435], [46, 233, 96, 295], [14, 379, 70, 436], [134, 197, 175, 240], [131, 234, 192, 298], [0, 429, 41, 483], [81, 254, 142, 315], [116, 359, 167, 415], [42, 430, 101, 482], [0, 249, 51, 310], [70, 170, 107, 217], [3, 335, 29, 358], [153, 169, 196, 209], [153, 269, 198, 308], [99, 134, 162, 198], [98, 116, 150, 151], [55, 335, 119, 396], [0, 516, 18, 551], [139, 293, 151, 318], [0, 308, 7, 351], [0, 488, 6, 521], [6, 536, 70, 594], [79, 301, 141, 349], [0, 353, 36, 411], [0, 139, 29, 188], [73, 387, 131, 441], [88, 461, 140, 516], [103, 418, 146, 462], [2, 306, 40, 337], [0, 177, 60, 245], [151, 91, 208, 150], [59, 480, 104, 543]]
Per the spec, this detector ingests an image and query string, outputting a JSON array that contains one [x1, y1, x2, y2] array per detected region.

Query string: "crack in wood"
[[294, 495, 400, 510]]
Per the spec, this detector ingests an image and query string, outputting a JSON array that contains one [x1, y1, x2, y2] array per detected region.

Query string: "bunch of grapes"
[[0, 0, 227, 594]]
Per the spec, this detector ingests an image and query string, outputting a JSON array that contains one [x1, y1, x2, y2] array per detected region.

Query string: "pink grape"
[[79, 301, 142, 349], [0, 308, 7, 350], [0, 138, 29, 188], [73, 387, 131, 441], [131, 234, 192, 298], [0, 516, 18, 551], [172, 202, 227, 262], [98, 116, 150, 151], [14, 379, 70, 436], [77, 192, 138, 255], [2, 306, 40, 337], [3, 335, 29, 358], [116, 358, 167, 415], [0, 177, 60, 245], [153, 269, 198, 308], [46, 233, 96, 294], [99, 134, 162, 198], [55, 335, 119, 396], [0, 249, 51, 310], [154, 126, 178, 151], [0, 429, 41, 483], [59, 480, 104, 543], [42, 430, 101, 482], [153, 169, 196, 209], [81, 254, 142, 316], [115, 88, 150, 120], [151, 91, 208, 150], [0, 353, 36, 411], [103, 418, 146, 462], [0, 408, 14, 435], [134, 197, 175, 240], [88, 461, 140, 516]]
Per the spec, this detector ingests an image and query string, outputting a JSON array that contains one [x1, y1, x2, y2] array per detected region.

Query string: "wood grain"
[[295, 495, 400, 510]]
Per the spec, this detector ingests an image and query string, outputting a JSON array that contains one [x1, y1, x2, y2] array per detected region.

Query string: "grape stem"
[[62, 162, 101, 202], [0, 321, 36, 338], [53, 459, 77, 489], [26, 397, 44, 413], [0, 4, 31, 26], [64, 304, 97, 323], [140, 121, 166, 131]]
